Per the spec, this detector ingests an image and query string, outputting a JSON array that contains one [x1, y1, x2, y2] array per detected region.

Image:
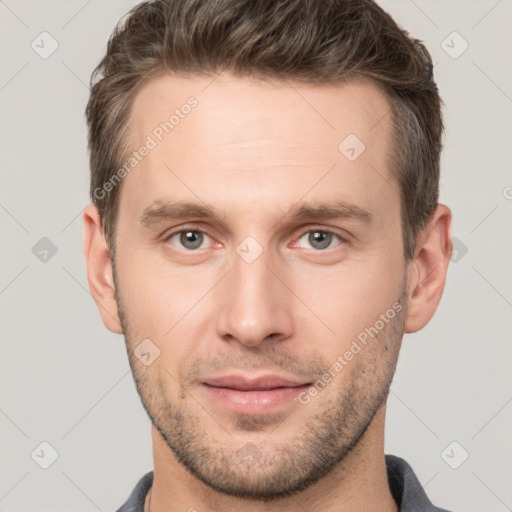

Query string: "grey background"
[[1, 0, 511, 510]]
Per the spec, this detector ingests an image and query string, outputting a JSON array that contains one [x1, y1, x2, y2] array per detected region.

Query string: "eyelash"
[[163, 226, 346, 252], [293, 228, 345, 250]]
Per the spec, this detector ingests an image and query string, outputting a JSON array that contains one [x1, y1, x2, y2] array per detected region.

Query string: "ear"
[[404, 203, 453, 333], [83, 204, 123, 334]]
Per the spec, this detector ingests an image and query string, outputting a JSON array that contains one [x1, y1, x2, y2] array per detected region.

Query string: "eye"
[[164, 227, 345, 252], [166, 229, 213, 250], [295, 229, 345, 251]]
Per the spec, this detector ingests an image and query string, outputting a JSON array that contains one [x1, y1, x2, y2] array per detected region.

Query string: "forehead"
[[128, 72, 391, 155], [121, 72, 397, 225]]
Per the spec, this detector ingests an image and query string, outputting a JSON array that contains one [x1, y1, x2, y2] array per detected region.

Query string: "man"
[[83, 0, 453, 510]]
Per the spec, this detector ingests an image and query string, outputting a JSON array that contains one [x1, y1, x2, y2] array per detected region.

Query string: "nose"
[[215, 244, 294, 348]]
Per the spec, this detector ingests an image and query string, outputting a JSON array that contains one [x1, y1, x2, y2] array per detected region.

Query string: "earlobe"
[[404, 204, 453, 334], [83, 204, 123, 334]]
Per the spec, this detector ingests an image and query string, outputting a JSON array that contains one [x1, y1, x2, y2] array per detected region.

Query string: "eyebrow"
[[139, 199, 373, 229]]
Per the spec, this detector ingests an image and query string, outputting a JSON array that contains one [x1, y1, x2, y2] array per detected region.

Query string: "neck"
[[147, 404, 397, 512]]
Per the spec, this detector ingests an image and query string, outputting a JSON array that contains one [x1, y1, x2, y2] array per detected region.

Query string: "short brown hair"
[[86, 0, 443, 261]]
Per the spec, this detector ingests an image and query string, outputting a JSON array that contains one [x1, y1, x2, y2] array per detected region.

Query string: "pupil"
[[181, 231, 202, 249], [310, 231, 331, 250]]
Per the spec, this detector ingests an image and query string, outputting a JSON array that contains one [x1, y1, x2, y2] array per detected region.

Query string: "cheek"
[[115, 246, 190, 317], [290, 256, 403, 346], [115, 249, 215, 369]]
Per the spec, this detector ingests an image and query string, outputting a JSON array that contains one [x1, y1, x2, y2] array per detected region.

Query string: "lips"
[[200, 374, 312, 415], [202, 375, 309, 391]]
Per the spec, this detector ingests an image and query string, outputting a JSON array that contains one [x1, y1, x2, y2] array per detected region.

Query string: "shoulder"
[[115, 471, 153, 512], [386, 454, 453, 512]]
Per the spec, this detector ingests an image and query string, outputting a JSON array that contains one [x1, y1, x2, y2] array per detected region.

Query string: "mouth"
[[200, 374, 312, 415]]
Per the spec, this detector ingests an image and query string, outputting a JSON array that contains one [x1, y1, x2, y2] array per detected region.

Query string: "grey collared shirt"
[[115, 454, 453, 511]]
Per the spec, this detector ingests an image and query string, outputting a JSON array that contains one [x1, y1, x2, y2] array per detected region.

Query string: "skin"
[[83, 72, 452, 512]]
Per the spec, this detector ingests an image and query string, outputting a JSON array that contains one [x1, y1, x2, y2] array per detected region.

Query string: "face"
[[112, 73, 408, 498]]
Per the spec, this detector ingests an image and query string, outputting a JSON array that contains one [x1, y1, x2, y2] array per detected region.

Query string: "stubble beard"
[[113, 263, 408, 500]]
